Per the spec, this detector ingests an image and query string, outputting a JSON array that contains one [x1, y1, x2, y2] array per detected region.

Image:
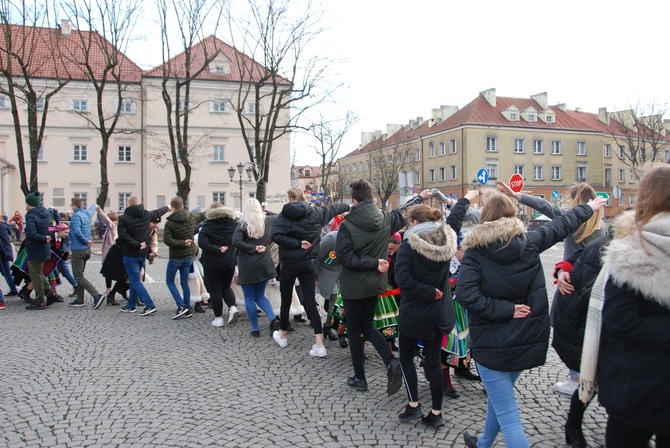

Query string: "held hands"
[[557, 271, 575, 295], [497, 180, 521, 200], [435, 288, 443, 300], [300, 240, 312, 250], [184, 239, 192, 247], [419, 189, 434, 200], [464, 190, 480, 202], [514, 304, 531, 318], [256, 245, 266, 253], [377, 259, 389, 273], [140, 242, 147, 250], [45, 235, 52, 243], [587, 197, 607, 211], [220, 246, 228, 253], [87, 240, 94, 247]]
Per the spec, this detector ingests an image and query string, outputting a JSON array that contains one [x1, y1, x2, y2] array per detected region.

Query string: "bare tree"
[[606, 101, 670, 180], [224, 0, 339, 203], [309, 110, 358, 203], [0, 0, 69, 194], [366, 136, 417, 209], [154, 0, 223, 203], [61, 0, 142, 207]]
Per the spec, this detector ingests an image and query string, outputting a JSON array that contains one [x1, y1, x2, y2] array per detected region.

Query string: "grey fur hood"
[[604, 212, 670, 308], [205, 206, 236, 220], [406, 222, 457, 262], [462, 217, 526, 250]]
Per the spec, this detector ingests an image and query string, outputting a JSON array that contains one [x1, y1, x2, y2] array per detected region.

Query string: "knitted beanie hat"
[[25, 191, 41, 207]]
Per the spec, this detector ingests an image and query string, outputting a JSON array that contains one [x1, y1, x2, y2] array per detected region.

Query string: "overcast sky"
[[128, 0, 670, 166]]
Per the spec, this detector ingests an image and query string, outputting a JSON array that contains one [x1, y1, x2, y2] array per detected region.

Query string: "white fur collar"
[[462, 217, 526, 250], [406, 222, 457, 262], [604, 212, 670, 307]]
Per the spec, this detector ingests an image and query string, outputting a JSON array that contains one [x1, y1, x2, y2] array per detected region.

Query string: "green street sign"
[[596, 192, 609, 200]]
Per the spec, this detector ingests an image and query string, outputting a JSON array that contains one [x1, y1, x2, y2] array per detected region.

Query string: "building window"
[[618, 169, 626, 183], [629, 169, 635, 183], [414, 171, 421, 184], [118, 193, 131, 210], [429, 169, 435, 182], [439, 142, 446, 156], [533, 165, 544, 180], [450, 165, 457, 180], [576, 166, 587, 182], [604, 167, 612, 188], [439, 167, 446, 181], [533, 139, 544, 154], [210, 100, 229, 113], [73, 144, 88, 161], [71, 99, 89, 112], [387, 154, 393, 164], [486, 162, 498, 181], [665, 150, 670, 163], [365, 160, 370, 170], [551, 166, 562, 180], [629, 194, 636, 207], [371, 159, 377, 169], [551, 140, 562, 155], [245, 102, 256, 114], [509, 112, 518, 121], [514, 138, 525, 153], [486, 137, 497, 152], [352, 163, 356, 172], [213, 145, 225, 162], [359, 161, 363, 171], [604, 144, 612, 158], [414, 148, 421, 161], [120, 99, 134, 114], [37, 144, 44, 161], [527, 113, 535, 122], [546, 114, 554, 124], [618, 145, 626, 159], [118, 146, 131, 162], [577, 141, 586, 156], [73, 192, 88, 208], [450, 139, 457, 154], [429, 143, 435, 158], [514, 164, 525, 177], [0, 96, 7, 109], [213, 192, 225, 205]]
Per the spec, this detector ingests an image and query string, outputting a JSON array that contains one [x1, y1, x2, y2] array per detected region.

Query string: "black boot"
[[18, 286, 33, 303], [194, 302, 206, 313], [443, 367, 460, 399], [338, 335, 348, 348], [107, 295, 119, 306], [323, 324, 337, 341], [565, 389, 587, 448]]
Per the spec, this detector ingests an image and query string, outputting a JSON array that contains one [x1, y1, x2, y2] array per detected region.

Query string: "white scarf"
[[578, 267, 609, 404]]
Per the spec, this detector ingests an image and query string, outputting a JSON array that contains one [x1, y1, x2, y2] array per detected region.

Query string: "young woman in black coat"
[[456, 190, 605, 448], [394, 191, 476, 428]]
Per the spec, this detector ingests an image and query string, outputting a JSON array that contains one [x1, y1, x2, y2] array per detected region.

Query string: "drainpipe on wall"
[[140, 83, 145, 203], [460, 128, 465, 198]]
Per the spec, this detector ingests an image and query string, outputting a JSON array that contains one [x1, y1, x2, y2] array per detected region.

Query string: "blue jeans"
[[166, 257, 192, 309], [477, 364, 529, 448], [123, 256, 154, 308], [241, 280, 275, 331], [57, 259, 77, 288], [0, 258, 17, 294]]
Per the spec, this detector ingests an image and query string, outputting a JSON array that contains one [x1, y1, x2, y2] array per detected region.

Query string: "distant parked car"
[[528, 214, 551, 230]]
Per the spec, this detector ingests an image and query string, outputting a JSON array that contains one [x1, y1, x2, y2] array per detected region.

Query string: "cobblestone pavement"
[[0, 241, 608, 447]]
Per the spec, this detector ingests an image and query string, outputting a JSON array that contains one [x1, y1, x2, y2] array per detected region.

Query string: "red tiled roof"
[[1, 24, 143, 82], [144, 35, 290, 84]]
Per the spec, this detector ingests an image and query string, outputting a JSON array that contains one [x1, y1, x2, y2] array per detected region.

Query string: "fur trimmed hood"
[[406, 222, 457, 262], [463, 217, 526, 249], [205, 206, 236, 220], [604, 212, 670, 307]]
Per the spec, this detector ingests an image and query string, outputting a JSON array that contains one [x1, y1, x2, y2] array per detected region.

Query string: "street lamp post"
[[228, 162, 253, 212]]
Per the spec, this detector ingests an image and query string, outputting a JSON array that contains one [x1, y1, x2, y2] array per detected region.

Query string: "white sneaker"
[[273, 330, 287, 348], [555, 379, 580, 395], [212, 317, 224, 327], [309, 344, 327, 358], [228, 306, 239, 324]]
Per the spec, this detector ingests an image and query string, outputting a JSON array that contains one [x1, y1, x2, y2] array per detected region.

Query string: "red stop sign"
[[509, 173, 524, 193]]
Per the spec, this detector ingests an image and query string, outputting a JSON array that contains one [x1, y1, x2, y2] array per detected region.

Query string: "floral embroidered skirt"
[[330, 288, 399, 341], [418, 296, 471, 366]]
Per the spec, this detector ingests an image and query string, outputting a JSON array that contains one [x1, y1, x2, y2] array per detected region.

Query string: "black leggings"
[[399, 328, 444, 412], [279, 260, 320, 334], [606, 415, 669, 448], [202, 265, 236, 318]]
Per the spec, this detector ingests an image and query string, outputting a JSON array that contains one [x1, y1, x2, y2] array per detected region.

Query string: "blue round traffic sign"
[[476, 169, 489, 185]]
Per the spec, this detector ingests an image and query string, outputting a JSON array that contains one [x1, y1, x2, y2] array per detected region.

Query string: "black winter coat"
[[271, 202, 349, 264], [552, 233, 610, 372], [455, 204, 594, 372], [396, 198, 469, 340], [0, 222, 14, 261], [117, 205, 169, 258], [198, 206, 238, 270], [24, 205, 51, 262]]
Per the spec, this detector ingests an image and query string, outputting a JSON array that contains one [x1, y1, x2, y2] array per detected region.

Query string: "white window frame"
[[73, 192, 88, 208], [118, 146, 132, 162], [37, 144, 44, 161], [576, 166, 587, 182], [73, 144, 88, 162], [0, 95, 7, 109], [546, 114, 554, 124], [245, 102, 257, 114], [449, 139, 457, 154], [429, 143, 436, 158], [486, 137, 497, 152], [118, 193, 131, 210], [514, 164, 525, 177], [414, 171, 421, 184], [414, 148, 421, 161], [533, 139, 544, 154], [604, 144, 612, 158], [428, 169, 435, 183], [450, 165, 457, 180], [665, 150, 670, 163], [509, 112, 518, 121], [120, 99, 135, 114], [618, 169, 626, 183], [439, 142, 446, 156], [551, 166, 562, 180], [212, 145, 225, 162], [486, 162, 498, 181], [213, 192, 225, 205], [618, 145, 626, 159], [533, 165, 544, 180], [71, 99, 89, 112], [577, 141, 587, 156], [210, 100, 229, 113], [604, 167, 612, 187], [629, 170, 635, 183], [439, 167, 446, 181], [514, 138, 526, 153], [551, 140, 562, 155], [527, 113, 535, 122]]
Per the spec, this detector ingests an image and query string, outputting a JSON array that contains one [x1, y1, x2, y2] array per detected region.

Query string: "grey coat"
[[233, 214, 278, 285], [313, 231, 340, 298]]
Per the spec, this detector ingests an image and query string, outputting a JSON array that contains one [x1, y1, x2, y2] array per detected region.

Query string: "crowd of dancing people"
[[1, 166, 668, 448]]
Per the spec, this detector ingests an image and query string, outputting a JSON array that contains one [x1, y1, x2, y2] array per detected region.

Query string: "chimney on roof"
[[575, 107, 582, 113], [61, 19, 71, 37], [554, 103, 567, 112], [360, 131, 377, 147], [431, 105, 458, 124], [531, 92, 548, 109], [598, 107, 610, 125], [386, 124, 403, 136], [480, 88, 496, 107]]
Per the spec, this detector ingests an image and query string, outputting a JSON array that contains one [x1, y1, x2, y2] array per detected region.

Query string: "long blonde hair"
[[239, 198, 265, 239], [562, 182, 603, 244], [634, 166, 670, 232]]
